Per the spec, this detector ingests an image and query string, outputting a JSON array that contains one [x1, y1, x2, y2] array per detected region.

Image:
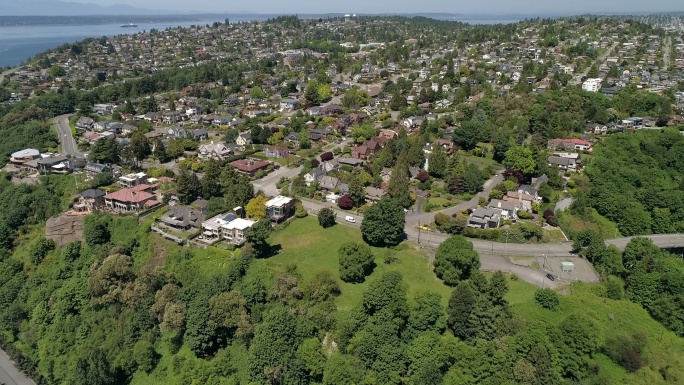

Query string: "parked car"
[[345, 215, 356, 223], [546, 273, 556, 281]]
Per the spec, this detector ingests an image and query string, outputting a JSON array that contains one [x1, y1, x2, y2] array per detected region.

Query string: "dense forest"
[[584, 129, 684, 236], [0, 206, 683, 384]]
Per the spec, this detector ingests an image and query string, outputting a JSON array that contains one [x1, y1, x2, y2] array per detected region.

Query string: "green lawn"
[[544, 229, 567, 243], [259, 217, 453, 311], [423, 196, 459, 212]]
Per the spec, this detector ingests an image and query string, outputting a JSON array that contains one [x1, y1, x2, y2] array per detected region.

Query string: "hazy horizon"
[[11, 0, 684, 15]]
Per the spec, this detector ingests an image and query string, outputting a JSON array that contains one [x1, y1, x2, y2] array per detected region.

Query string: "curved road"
[[53, 114, 84, 157], [0, 348, 35, 385]]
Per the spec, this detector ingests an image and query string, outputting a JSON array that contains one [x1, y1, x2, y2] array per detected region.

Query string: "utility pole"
[[417, 220, 421, 244]]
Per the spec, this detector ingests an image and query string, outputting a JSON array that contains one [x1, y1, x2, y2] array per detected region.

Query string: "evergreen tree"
[[176, 169, 202, 204], [388, 158, 413, 208], [153, 138, 167, 162], [348, 172, 365, 207], [128, 131, 151, 167], [447, 281, 478, 340], [428, 145, 447, 178], [202, 159, 222, 198]]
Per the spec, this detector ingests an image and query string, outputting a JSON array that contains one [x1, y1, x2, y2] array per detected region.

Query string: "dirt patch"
[[45, 214, 84, 247]]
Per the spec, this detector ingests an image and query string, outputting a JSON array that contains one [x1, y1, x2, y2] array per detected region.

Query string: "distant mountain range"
[[0, 0, 170, 16]]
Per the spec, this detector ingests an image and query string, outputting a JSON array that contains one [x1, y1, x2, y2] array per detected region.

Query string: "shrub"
[[434, 213, 451, 228], [338, 242, 375, 283], [517, 210, 533, 220], [543, 209, 555, 221], [535, 288, 559, 310], [317, 208, 336, 228], [320, 151, 333, 161], [295, 203, 308, 218], [338, 195, 354, 210], [416, 171, 430, 183], [603, 332, 647, 372]]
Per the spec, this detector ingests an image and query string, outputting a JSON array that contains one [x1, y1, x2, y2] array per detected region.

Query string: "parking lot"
[[535, 256, 600, 283]]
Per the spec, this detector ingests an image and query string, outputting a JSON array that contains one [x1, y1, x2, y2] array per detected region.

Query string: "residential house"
[[284, 133, 299, 147], [468, 208, 501, 229], [503, 191, 537, 212], [304, 169, 326, 186], [321, 158, 340, 173], [230, 159, 270, 175], [198, 142, 233, 161], [487, 199, 520, 220], [264, 145, 289, 159], [192, 128, 209, 141], [162, 111, 182, 124], [319, 176, 339, 191], [76, 116, 94, 130], [200, 213, 255, 245], [157, 205, 206, 231], [548, 153, 581, 171], [266, 195, 295, 223], [517, 184, 539, 198], [167, 126, 187, 139], [119, 172, 147, 188], [84, 162, 111, 180], [365, 186, 386, 202], [37, 156, 70, 174], [10, 149, 40, 164], [236, 132, 252, 148], [381, 168, 393, 182], [104, 185, 159, 213], [74, 189, 106, 212], [547, 138, 592, 152], [280, 99, 300, 111], [222, 218, 256, 245]]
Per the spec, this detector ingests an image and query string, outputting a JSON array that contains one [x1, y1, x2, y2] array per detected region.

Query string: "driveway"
[[0, 348, 35, 385], [406, 171, 505, 226], [251, 165, 302, 197]]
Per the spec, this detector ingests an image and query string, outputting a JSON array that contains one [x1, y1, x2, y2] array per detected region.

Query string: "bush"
[[338, 195, 354, 210], [603, 332, 647, 372], [434, 235, 480, 285], [320, 151, 333, 161], [295, 203, 308, 218], [543, 209, 555, 221], [534, 288, 559, 310], [416, 171, 429, 183], [434, 213, 451, 228], [317, 208, 336, 228], [338, 242, 376, 283], [517, 210, 533, 220]]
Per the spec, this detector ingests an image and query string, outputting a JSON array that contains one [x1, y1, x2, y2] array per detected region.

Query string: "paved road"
[[252, 165, 302, 197], [663, 36, 672, 70], [406, 171, 505, 226], [0, 348, 35, 385], [572, 42, 618, 85], [0, 67, 19, 84], [54, 114, 84, 157]]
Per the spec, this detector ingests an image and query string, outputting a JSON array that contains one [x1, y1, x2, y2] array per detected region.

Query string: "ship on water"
[[120, 23, 138, 28]]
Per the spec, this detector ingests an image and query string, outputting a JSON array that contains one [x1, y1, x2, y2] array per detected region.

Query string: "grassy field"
[[557, 208, 621, 239], [128, 217, 684, 385], [544, 228, 567, 243], [507, 279, 684, 384], [259, 216, 453, 311]]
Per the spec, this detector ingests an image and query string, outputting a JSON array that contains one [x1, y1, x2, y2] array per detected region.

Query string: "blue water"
[[0, 15, 524, 68]]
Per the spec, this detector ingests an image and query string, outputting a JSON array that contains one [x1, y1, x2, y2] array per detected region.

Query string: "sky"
[[81, 0, 683, 15]]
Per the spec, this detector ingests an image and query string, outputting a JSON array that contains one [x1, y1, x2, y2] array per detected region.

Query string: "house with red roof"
[[547, 138, 593, 152], [230, 159, 271, 175], [104, 186, 159, 213]]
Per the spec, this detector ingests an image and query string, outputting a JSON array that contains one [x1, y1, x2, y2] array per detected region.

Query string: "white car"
[[345, 215, 356, 223]]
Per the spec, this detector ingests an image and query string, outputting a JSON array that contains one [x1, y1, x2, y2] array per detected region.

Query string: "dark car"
[[546, 273, 556, 281]]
